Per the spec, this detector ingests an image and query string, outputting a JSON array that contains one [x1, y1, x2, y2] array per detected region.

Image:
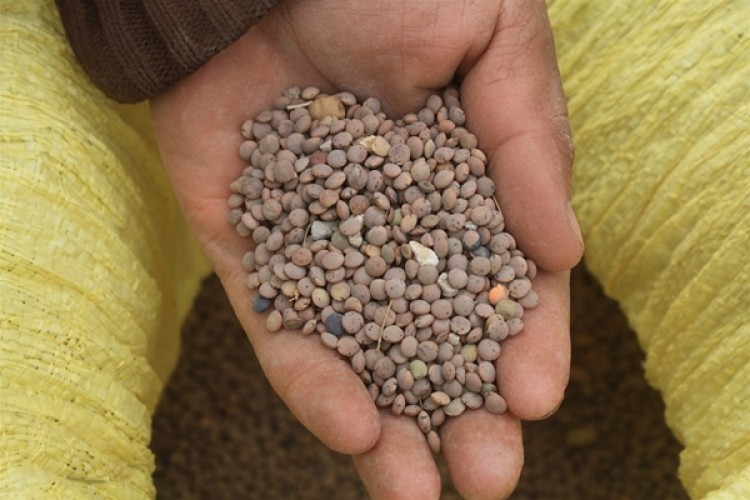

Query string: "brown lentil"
[[231, 87, 539, 453]]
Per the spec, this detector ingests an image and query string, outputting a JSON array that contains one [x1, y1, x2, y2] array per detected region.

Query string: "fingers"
[[353, 413, 442, 500], [221, 269, 381, 455], [441, 410, 524, 499], [438, 269, 567, 500], [354, 410, 524, 500], [460, 0, 583, 272], [436, 266, 549, 500], [254, 332, 381, 454], [498, 269, 571, 420]]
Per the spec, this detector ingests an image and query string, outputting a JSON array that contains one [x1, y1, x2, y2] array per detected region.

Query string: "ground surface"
[[151, 265, 688, 499]]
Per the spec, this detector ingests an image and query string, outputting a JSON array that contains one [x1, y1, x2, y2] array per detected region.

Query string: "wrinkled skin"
[[151, 1, 584, 498]]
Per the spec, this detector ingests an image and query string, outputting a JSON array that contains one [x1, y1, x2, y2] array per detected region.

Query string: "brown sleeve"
[[54, 0, 281, 103]]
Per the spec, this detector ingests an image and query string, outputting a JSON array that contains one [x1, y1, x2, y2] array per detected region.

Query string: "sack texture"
[[549, 1, 750, 497], [1, 1, 209, 497], [1, 0, 747, 498]]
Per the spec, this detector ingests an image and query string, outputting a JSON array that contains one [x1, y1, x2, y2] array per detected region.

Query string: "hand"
[[150, 0, 583, 497]]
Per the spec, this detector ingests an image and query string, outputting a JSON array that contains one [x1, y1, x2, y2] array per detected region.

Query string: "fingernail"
[[566, 200, 584, 252], [540, 397, 564, 420]]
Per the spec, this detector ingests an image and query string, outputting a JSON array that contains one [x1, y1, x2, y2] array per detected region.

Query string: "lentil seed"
[[230, 86, 539, 449]]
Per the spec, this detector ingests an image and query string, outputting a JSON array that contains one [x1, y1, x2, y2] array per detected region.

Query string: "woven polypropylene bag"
[[0, 1, 209, 498], [548, 1, 750, 498], [2, 0, 748, 499]]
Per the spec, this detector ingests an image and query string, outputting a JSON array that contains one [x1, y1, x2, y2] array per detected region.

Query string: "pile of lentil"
[[227, 86, 539, 454]]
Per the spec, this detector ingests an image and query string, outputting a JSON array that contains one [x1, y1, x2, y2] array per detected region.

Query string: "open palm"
[[150, 1, 583, 497]]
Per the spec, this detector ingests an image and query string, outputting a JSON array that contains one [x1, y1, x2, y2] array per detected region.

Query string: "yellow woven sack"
[[2, 0, 748, 498], [548, 1, 750, 498], [0, 1, 209, 497]]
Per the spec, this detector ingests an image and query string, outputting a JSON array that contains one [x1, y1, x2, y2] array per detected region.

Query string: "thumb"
[[460, 0, 583, 272]]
